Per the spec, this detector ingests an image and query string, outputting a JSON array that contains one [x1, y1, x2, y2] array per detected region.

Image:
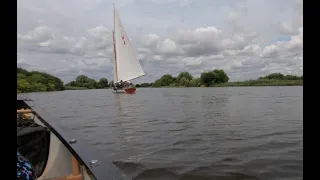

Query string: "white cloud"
[[18, 0, 303, 83]]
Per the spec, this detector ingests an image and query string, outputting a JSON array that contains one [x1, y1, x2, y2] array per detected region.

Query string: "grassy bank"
[[216, 79, 303, 87]]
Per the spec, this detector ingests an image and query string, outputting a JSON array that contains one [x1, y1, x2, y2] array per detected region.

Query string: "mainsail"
[[113, 5, 145, 83]]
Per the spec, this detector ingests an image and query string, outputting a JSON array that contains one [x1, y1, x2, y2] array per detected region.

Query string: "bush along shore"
[[17, 67, 303, 93], [135, 71, 303, 88], [17, 67, 109, 93]]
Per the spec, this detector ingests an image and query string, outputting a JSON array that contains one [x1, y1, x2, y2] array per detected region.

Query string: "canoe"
[[17, 95, 129, 180]]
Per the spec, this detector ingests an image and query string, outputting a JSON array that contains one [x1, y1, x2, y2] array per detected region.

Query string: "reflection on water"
[[24, 87, 303, 180]]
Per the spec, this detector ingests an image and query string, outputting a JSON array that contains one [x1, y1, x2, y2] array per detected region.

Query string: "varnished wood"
[[17, 109, 33, 113], [72, 156, 80, 175], [43, 174, 82, 180]]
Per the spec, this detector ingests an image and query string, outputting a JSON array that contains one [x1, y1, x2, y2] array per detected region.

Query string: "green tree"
[[176, 72, 193, 83], [30, 83, 47, 92], [190, 78, 201, 87], [76, 75, 90, 84], [17, 73, 27, 80], [284, 75, 300, 80], [47, 83, 55, 90], [17, 67, 65, 93], [212, 69, 229, 83], [74, 75, 98, 89], [200, 71, 217, 87], [260, 73, 285, 80], [200, 69, 229, 87], [179, 77, 191, 87], [152, 79, 162, 87], [18, 79, 31, 93], [160, 74, 175, 85], [27, 74, 46, 84], [135, 83, 152, 88], [98, 78, 109, 88], [152, 74, 175, 87], [17, 68, 30, 75]]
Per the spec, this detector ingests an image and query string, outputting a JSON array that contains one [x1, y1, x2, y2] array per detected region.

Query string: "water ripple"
[[25, 87, 303, 180]]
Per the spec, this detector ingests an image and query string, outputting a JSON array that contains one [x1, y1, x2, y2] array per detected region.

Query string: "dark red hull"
[[124, 87, 136, 94]]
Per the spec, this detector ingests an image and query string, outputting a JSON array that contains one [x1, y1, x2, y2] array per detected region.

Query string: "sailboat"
[[112, 4, 145, 94]]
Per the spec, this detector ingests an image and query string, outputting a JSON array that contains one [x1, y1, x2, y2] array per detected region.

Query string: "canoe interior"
[[17, 99, 128, 180]]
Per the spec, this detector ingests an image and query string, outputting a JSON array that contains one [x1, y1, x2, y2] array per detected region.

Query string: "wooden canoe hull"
[[17, 96, 128, 180]]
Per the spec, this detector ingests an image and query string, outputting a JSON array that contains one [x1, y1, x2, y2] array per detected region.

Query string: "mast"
[[113, 3, 119, 83]]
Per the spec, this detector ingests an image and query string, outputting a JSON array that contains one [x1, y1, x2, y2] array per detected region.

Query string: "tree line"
[[17, 68, 111, 93], [18, 67, 65, 93], [17, 67, 303, 93], [64, 75, 110, 90], [135, 70, 303, 88], [258, 73, 302, 81], [136, 69, 230, 88]]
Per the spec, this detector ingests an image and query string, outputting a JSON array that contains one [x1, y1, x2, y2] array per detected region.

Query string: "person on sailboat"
[[127, 81, 133, 88], [123, 81, 128, 88], [113, 83, 117, 90]]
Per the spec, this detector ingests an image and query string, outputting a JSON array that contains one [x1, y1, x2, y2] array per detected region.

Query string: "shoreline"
[[17, 67, 303, 93], [136, 85, 303, 88], [17, 83, 303, 94], [137, 80, 303, 88]]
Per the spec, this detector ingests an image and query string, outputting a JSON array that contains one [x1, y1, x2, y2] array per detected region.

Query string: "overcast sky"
[[17, 0, 303, 83]]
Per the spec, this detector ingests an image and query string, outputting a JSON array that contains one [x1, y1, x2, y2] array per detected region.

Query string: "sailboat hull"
[[124, 87, 136, 94], [112, 87, 136, 94], [112, 89, 126, 93]]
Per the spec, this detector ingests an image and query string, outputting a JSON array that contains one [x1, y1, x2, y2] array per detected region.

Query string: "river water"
[[25, 86, 303, 180]]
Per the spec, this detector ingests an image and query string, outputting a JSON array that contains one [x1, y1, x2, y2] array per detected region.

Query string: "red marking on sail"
[[121, 35, 126, 45]]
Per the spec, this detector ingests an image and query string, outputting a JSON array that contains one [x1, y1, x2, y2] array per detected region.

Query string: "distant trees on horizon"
[[65, 75, 109, 89], [135, 71, 302, 88], [18, 67, 64, 93], [17, 67, 303, 93]]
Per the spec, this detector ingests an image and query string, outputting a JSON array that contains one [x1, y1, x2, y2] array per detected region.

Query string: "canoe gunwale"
[[19, 99, 128, 180]]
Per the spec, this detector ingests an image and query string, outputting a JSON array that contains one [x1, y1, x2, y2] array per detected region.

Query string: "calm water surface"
[[25, 87, 303, 180]]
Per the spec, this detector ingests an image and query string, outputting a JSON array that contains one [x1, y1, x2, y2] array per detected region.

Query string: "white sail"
[[113, 6, 145, 83]]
